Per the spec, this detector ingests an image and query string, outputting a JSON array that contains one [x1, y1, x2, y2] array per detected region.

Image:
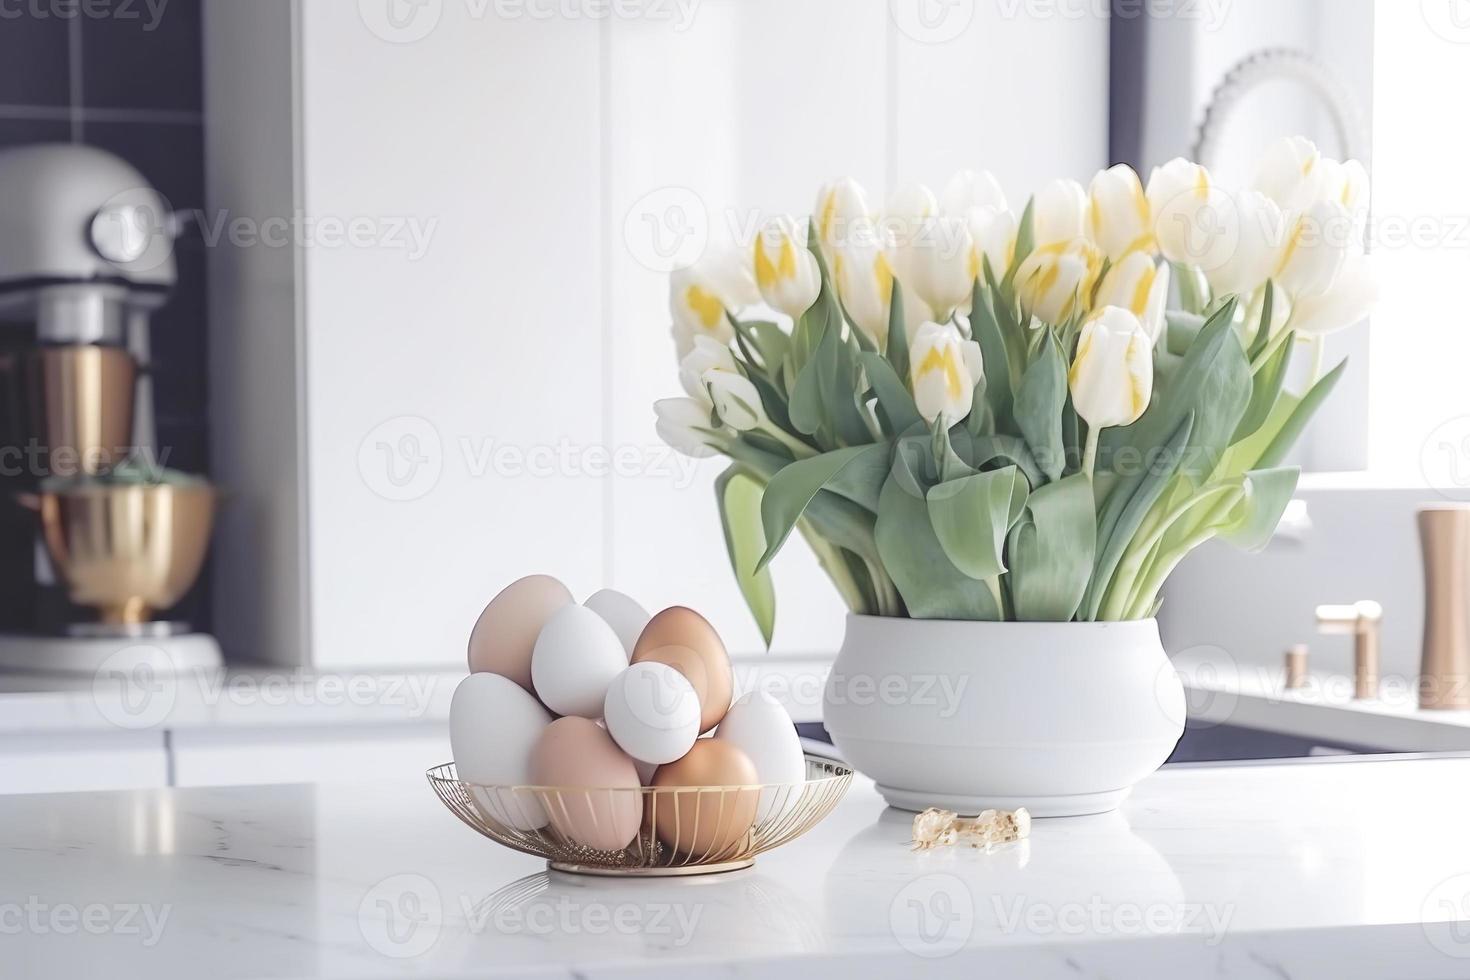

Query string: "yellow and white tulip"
[[678, 335, 739, 401], [704, 370, 766, 431], [814, 177, 875, 256], [1069, 306, 1154, 431], [941, 169, 1007, 216], [669, 252, 758, 357], [1145, 157, 1217, 267], [1288, 250, 1378, 336], [753, 215, 822, 320], [1201, 189, 1285, 301], [1275, 199, 1352, 298], [1251, 136, 1324, 214], [966, 205, 1018, 281], [1014, 237, 1103, 325], [1088, 164, 1153, 261], [1093, 251, 1170, 345], [654, 397, 718, 458], [909, 321, 984, 424], [832, 239, 896, 350], [890, 214, 976, 317], [1032, 178, 1089, 248]]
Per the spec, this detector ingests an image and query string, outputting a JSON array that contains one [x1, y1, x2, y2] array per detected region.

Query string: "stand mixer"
[[0, 144, 221, 674]]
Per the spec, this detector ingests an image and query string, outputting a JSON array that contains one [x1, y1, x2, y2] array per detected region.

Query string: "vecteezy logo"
[[357, 416, 443, 502], [889, 0, 974, 44], [1423, 873, 1470, 956], [1422, 0, 1470, 43], [1421, 416, 1470, 501], [890, 873, 974, 958], [358, 0, 443, 43], [92, 645, 179, 730], [359, 873, 443, 958], [622, 186, 709, 273]]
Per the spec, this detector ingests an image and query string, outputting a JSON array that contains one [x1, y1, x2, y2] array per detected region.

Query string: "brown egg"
[[467, 574, 572, 691], [529, 717, 642, 852], [631, 606, 732, 733], [650, 739, 760, 859]]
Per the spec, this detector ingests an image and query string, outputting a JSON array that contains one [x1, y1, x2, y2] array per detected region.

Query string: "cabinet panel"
[[297, 4, 606, 666], [0, 733, 167, 794], [171, 724, 450, 788]]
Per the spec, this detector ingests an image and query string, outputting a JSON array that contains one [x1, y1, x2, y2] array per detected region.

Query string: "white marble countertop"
[[1174, 649, 1470, 752], [5, 755, 1470, 978]]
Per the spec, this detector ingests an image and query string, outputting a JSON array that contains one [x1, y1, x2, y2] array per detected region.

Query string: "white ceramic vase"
[[822, 615, 1186, 818]]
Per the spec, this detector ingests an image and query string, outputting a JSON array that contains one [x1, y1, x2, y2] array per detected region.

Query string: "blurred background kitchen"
[[4, 0, 1470, 792]]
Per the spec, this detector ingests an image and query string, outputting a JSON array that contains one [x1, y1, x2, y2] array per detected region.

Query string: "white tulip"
[[1251, 136, 1323, 213], [814, 177, 875, 255], [941, 169, 1007, 216], [1289, 250, 1378, 336], [703, 369, 766, 431], [1088, 164, 1153, 261], [966, 205, 1018, 281], [654, 397, 718, 458], [891, 214, 976, 317], [909, 321, 984, 424], [1146, 157, 1219, 267], [1202, 190, 1285, 301], [832, 239, 896, 349], [1316, 158, 1371, 250], [1276, 199, 1352, 298], [678, 335, 738, 402], [1069, 306, 1154, 431], [753, 215, 822, 319], [1014, 237, 1103, 326], [1094, 251, 1170, 345], [1032, 178, 1089, 247], [669, 253, 757, 356]]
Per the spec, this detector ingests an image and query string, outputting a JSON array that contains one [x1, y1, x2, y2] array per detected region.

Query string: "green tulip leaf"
[[969, 281, 1015, 431], [1246, 280, 1276, 361], [949, 431, 1044, 488], [1164, 310, 1205, 357], [860, 351, 923, 436], [924, 466, 1029, 580], [1084, 410, 1195, 620], [1004, 197, 1035, 292], [715, 467, 777, 648], [756, 443, 891, 570], [1007, 472, 1097, 621], [875, 456, 1002, 620], [1232, 328, 1294, 444], [1217, 466, 1300, 552], [1012, 331, 1068, 482], [1254, 357, 1348, 469], [885, 279, 911, 380]]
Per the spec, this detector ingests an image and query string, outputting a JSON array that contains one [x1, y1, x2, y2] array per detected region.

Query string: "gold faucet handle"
[[1316, 600, 1383, 633]]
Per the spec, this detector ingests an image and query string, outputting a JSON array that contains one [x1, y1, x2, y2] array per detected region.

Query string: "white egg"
[[602, 662, 701, 765], [450, 673, 551, 830], [583, 588, 650, 657], [714, 691, 806, 822], [531, 604, 629, 718]]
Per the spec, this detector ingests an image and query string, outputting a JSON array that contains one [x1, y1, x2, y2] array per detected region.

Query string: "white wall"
[[212, 0, 1110, 667]]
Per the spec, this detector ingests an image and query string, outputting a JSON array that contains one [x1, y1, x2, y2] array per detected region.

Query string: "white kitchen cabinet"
[[204, 0, 1109, 668], [0, 732, 168, 794], [170, 724, 450, 788]]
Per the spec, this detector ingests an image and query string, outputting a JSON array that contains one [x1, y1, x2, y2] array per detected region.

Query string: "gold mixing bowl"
[[24, 483, 216, 624]]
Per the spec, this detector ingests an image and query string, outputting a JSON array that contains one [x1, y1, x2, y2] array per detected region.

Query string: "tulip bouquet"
[[655, 137, 1375, 642]]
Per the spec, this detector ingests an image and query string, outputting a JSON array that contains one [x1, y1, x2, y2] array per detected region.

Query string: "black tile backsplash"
[[0, 0, 211, 633], [80, 0, 202, 112], [0, 13, 70, 108]]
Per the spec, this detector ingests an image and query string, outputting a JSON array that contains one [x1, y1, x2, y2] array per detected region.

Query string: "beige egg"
[[528, 716, 642, 852], [468, 574, 573, 691], [631, 606, 733, 733], [650, 739, 760, 858]]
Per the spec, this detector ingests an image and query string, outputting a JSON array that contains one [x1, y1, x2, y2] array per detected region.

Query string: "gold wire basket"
[[427, 753, 852, 876]]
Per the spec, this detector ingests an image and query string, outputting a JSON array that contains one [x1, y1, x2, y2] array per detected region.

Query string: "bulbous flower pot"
[[822, 615, 1185, 818]]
